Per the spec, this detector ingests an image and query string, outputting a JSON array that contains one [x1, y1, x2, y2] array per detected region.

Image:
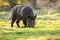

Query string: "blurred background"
[[0, 0, 60, 10]]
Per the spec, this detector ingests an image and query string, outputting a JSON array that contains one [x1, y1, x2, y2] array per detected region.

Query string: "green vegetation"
[[0, 28, 60, 40], [0, 8, 60, 40]]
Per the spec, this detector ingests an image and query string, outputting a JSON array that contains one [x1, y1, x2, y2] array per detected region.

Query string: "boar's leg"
[[11, 18, 16, 27], [23, 20, 27, 27], [16, 19, 20, 28]]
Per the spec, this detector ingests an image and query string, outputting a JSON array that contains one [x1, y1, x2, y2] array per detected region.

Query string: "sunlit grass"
[[0, 11, 6, 14], [0, 19, 60, 28], [0, 10, 60, 40], [0, 28, 60, 40]]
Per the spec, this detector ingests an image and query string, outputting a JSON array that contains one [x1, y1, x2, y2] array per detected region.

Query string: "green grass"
[[0, 9, 60, 40], [0, 28, 60, 40]]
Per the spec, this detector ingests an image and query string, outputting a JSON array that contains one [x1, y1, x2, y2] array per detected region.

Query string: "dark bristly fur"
[[10, 5, 37, 28]]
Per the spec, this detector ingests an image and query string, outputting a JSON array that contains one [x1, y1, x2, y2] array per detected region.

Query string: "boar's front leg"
[[23, 19, 27, 28], [16, 19, 20, 28]]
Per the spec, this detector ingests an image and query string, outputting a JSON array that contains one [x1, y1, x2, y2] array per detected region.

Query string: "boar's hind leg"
[[11, 18, 16, 27], [16, 19, 20, 28]]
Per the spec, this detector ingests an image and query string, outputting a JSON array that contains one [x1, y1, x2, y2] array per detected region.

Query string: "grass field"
[[0, 28, 60, 40], [0, 9, 60, 40]]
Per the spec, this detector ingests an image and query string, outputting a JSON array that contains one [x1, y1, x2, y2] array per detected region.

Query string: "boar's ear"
[[30, 14, 37, 19]]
